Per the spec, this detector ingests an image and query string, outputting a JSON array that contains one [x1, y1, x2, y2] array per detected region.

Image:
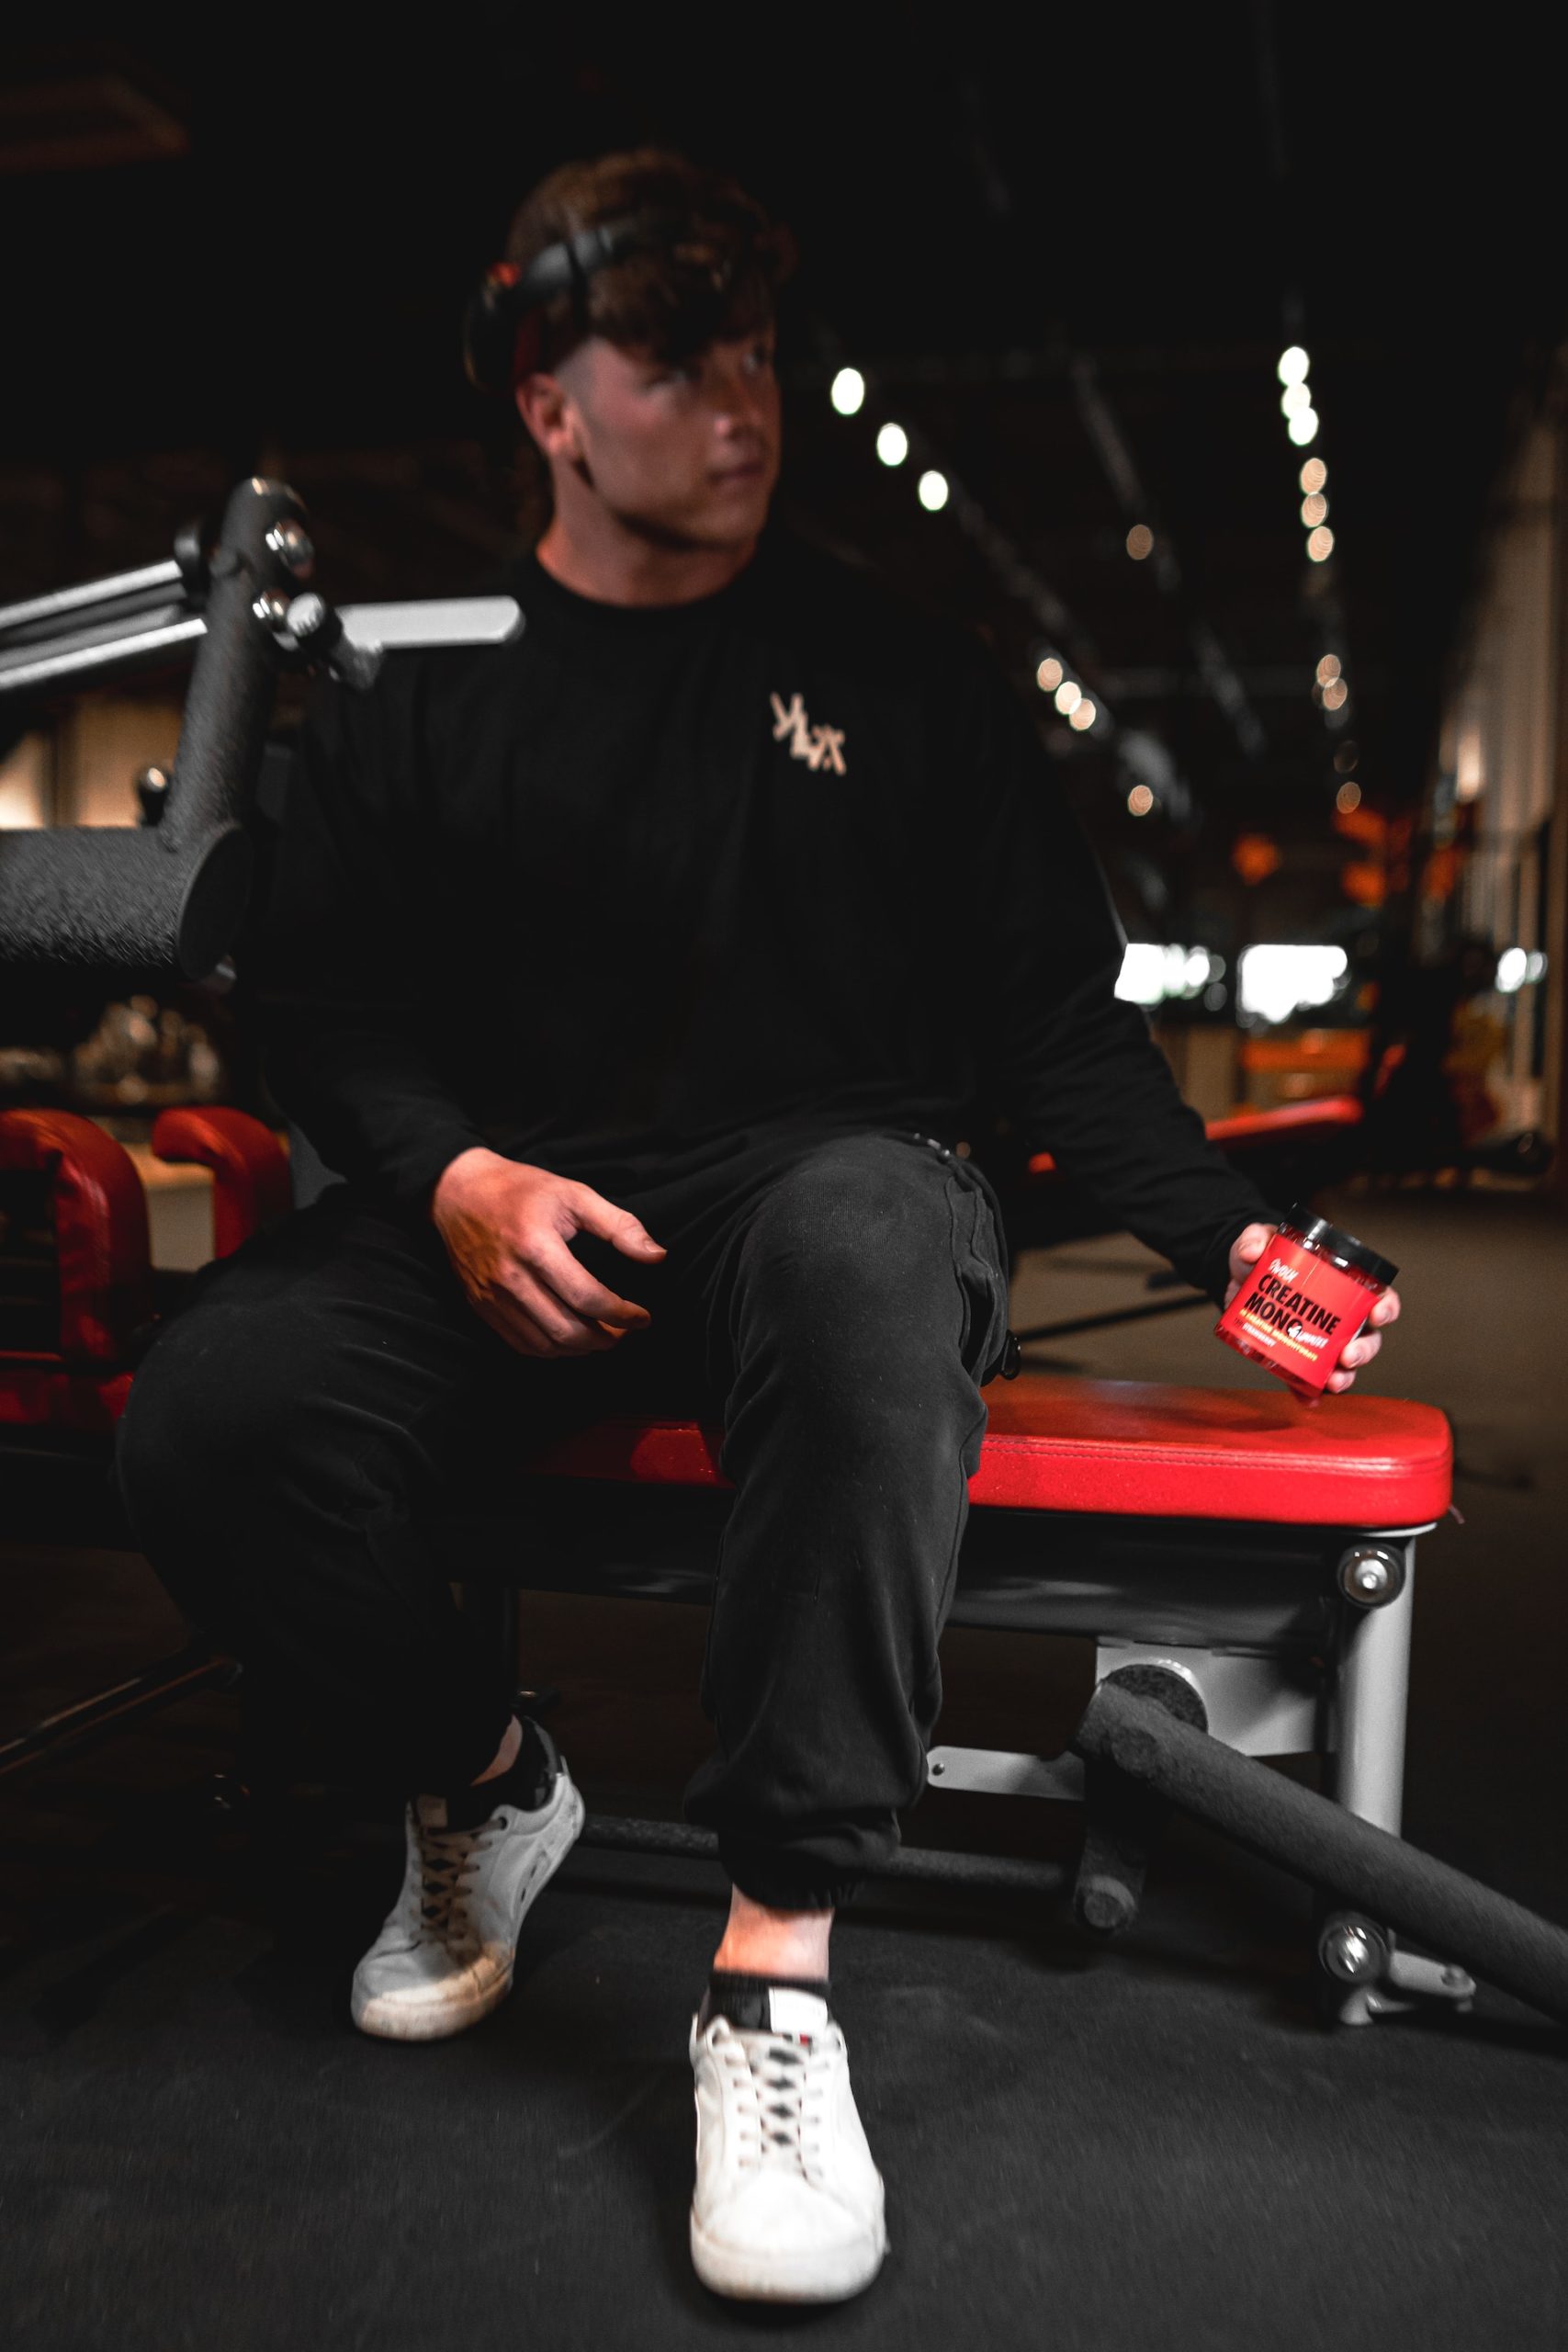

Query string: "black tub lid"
[[1280, 1207, 1398, 1288]]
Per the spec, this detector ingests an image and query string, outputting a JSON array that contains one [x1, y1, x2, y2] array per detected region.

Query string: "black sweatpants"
[[114, 1129, 1011, 1909]]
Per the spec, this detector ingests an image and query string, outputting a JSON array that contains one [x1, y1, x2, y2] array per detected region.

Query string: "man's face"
[[521, 325, 782, 548]]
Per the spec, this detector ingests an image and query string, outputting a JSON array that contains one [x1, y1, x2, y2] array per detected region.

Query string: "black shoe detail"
[[440, 1713, 560, 1831], [700, 1971, 833, 2033]]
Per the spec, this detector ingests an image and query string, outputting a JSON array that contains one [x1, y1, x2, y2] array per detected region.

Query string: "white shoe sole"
[[351, 1777, 585, 2043], [689, 2210, 888, 2304], [353, 1968, 515, 2042]]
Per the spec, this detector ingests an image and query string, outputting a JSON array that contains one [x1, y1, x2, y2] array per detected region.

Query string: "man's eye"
[[745, 345, 775, 374]]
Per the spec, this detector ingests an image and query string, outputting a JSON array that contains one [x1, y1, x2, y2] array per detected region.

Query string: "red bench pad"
[[1027, 1093, 1363, 1177], [974, 1374, 1450, 1522], [524, 1370, 1452, 1528]]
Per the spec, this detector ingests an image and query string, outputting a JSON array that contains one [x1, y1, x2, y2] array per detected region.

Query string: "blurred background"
[[1, 6, 1563, 1193]]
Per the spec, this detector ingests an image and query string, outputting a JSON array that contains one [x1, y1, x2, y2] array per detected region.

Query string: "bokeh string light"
[[1028, 646, 1110, 747], [1278, 346, 1320, 449], [829, 363, 1113, 738], [1277, 351, 1351, 746], [829, 367, 865, 417]]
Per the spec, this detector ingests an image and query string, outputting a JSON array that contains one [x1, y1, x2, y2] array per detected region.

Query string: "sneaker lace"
[[412, 1816, 497, 1947], [720, 2030, 831, 2177]]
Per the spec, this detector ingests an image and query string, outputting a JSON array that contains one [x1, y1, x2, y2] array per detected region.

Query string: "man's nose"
[[708, 366, 772, 435]]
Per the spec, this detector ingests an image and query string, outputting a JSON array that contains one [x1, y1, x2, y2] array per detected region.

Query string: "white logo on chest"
[[770, 690, 847, 775]]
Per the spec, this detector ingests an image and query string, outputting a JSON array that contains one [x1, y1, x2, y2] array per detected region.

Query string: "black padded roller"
[[0, 823, 252, 978], [1072, 1677, 1568, 2026], [0, 477, 301, 977], [1073, 1664, 1207, 1937]]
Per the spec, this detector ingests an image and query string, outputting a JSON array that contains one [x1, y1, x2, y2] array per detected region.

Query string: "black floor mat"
[[3, 1186, 1566, 2349]]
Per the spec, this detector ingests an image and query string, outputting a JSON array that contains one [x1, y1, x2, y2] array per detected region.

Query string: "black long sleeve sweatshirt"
[[254, 531, 1270, 1302]]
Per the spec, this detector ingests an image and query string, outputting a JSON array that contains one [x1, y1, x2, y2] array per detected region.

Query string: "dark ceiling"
[[3, 8, 1559, 947]]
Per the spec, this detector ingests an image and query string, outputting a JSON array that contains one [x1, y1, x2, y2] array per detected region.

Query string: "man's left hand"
[[1224, 1223, 1403, 1395]]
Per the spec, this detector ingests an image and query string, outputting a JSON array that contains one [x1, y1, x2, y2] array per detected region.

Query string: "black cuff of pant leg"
[[720, 1841, 864, 1914], [420, 1698, 519, 1802], [700, 1972, 834, 2031]]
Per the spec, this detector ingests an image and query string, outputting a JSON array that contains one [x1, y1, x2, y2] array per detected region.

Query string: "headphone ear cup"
[[462, 266, 524, 396]]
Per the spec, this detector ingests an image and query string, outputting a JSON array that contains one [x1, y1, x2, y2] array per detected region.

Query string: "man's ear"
[[514, 373, 580, 462]]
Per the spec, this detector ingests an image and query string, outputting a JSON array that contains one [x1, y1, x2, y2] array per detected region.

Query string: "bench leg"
[[1330, 1536, 1415, 1835], [1325, 1536, 1473, 2023]]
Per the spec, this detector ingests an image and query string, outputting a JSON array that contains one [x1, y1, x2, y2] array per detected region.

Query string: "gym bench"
[[0, 1102, 1460, 2025]]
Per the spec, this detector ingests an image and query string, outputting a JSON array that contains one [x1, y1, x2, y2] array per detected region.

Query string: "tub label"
[[1218, 1250, 1374, 1391]]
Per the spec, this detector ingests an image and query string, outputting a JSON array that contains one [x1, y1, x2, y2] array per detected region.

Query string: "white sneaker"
[[351, 1726, 583, 2042], [689, 1985, 888, 2302]]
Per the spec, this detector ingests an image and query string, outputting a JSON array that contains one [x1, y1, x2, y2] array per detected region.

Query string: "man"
[[116, 148, 1400, 2306]]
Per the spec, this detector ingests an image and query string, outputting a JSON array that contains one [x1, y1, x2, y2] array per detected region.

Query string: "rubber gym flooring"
[[2, 1183, 1564, 2350]]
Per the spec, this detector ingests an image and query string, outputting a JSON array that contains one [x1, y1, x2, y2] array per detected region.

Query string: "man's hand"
[[1224, 1222, 1402, 1396], [431, 1147, 666, 1359]]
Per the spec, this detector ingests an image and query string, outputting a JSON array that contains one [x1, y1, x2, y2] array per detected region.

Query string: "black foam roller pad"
[[0, 823, 252, 978], [1072, 1679, 1568, 2025], [0, 476, 301, 978]]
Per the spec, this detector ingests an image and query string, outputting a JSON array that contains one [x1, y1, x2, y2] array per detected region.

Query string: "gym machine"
[[0, 474, 521, 978]]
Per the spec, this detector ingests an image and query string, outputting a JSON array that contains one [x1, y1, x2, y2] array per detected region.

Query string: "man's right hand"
[[430, 1147, 666, 1359]]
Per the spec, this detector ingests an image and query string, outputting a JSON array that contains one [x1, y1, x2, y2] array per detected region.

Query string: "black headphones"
[[464, 208, 744, 397], [460, 209, 780, 401]]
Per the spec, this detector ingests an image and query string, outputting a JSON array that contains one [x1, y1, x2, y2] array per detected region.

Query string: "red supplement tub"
[[1215, 1212, 1396, 1403]]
